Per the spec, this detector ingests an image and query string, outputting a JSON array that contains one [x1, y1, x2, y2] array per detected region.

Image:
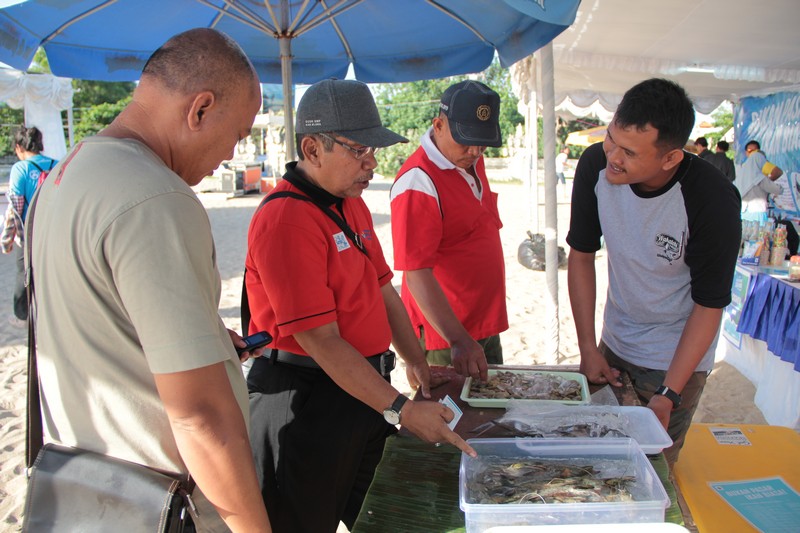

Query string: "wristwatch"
[[654, 385, 682, 408], [383, 394, 408, 425]]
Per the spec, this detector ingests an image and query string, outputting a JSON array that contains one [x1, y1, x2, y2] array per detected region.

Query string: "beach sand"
[[0, 177, 767, 529]]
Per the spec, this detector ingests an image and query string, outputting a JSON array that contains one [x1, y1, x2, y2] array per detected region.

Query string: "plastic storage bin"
[[460, 438, 669, 532], [493, 405, 673, 455], [484, 524, 688, 533], [461, 369, 591, 408]]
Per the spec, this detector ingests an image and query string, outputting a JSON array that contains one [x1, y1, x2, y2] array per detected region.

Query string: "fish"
[[467, 457, 637, 505]]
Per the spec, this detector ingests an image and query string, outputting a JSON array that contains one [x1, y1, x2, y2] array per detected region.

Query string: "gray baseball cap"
[[295, 79, 408, 147]]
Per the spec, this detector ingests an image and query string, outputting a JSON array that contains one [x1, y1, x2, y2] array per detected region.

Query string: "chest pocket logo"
[[655, 232, 684, 264], [333, 231, 350, 252]]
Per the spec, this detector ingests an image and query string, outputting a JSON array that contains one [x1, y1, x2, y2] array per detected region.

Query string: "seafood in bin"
[[459, 438, 671, 530], [470, 405, 673, 455], [467, 458, 637, 505], [462, 369, 590, 407]]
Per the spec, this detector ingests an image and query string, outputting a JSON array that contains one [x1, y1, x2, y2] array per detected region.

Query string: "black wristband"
[[655, 385, 682, 408]]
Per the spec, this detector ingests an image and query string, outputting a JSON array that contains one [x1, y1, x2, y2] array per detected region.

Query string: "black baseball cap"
[[439, 80, 502, 148], [295, 79, 407, 147]]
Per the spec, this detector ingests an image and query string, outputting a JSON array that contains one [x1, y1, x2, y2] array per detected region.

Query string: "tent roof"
[[550, 0, 800, 115]]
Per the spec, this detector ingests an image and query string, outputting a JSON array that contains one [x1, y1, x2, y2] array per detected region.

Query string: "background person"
[[244, 79, 476, 533], [708, 140, 735, 181], [737, 139, 783, 224], [555, 145, 570, 198], [390, 80, 508, 383], [567, 78, 741, 466], [28, 28, 271, 532], [555, 145, 570, 185], [2, 126, 56, 328], [694, 136, 712, 159]]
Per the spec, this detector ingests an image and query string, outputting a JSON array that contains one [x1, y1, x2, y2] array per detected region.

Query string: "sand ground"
[[0, 177, 767, 529]]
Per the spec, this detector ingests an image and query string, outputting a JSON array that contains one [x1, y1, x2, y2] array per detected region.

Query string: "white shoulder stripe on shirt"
[[390, 168, 440, 209]]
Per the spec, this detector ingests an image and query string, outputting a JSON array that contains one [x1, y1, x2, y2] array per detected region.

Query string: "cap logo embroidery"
[[476, 105, 491, 121]]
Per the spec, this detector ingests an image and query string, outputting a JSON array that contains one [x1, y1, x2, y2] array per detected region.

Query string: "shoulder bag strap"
[[281, 173, 368, 256], [239, 188, 368, 335], [240, 191, 311, 335], [25, 190, 43, 468]]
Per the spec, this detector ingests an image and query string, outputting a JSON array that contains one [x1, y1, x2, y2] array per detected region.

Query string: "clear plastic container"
[[789, 255, 800, 281], [460, 438, 670, 532], [494, 405, 673, 455], [484, 524, 689, 532]]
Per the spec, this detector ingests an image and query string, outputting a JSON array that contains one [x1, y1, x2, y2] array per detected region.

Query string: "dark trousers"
[[14, 246, 27, 320], [599, 341, 707, 466], [247, 356, 396, 533]]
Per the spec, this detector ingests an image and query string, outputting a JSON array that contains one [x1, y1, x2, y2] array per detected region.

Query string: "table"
[[719, 265, 800, 429], [674, 423, 800, 533], [352, 365, 685, 532]]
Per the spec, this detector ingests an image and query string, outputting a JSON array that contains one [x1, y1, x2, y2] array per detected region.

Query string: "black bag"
[[22, 189, 196, 532], [775, 216, 799, 257], [517, 230, 567, 271]]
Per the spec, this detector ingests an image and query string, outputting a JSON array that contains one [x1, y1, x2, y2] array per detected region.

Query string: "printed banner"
[[735, 91, 800, 217]]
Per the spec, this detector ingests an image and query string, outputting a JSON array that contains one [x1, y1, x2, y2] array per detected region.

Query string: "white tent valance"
[[540, 0, 800, 118], [0, 68, 73, 159]]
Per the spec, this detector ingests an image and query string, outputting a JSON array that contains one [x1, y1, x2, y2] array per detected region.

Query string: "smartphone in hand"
[[236, 330, 273, 356]]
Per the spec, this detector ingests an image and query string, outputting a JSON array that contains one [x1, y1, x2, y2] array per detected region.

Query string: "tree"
[[373, 59, 524, 176], [709, 104, 734, 156], [72, 80, 136, 110], [73, 97, 131, 142], [0, 105, 25, 157]]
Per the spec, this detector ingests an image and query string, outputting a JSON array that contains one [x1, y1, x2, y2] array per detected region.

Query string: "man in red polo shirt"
[[244, 79, 476, 533], [391, 80, 509, 382]]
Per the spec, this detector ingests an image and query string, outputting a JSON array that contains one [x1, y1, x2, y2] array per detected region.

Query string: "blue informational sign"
[[735, 91, 800, 217], [710, 477, 800, 532]]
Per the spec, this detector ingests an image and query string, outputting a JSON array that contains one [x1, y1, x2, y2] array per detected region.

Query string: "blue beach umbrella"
[[0, 0, 579, 158]]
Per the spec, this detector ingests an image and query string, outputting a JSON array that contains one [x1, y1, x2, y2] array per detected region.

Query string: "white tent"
[[551, 0, 800, 117], [511, 0, 800, 361], [0, 68, 72, 160]]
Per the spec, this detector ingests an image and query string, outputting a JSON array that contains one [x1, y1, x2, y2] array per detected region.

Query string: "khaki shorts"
[[419, 326, 504, 366], [599, 341, 708, 467]]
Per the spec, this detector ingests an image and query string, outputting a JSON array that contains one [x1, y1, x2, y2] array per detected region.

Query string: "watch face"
[[383, 409, 400, 425]]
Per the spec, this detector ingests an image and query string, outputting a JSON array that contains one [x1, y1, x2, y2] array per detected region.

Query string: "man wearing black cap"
[[244, 79, 476, 532], [390, 80, 509, 383]]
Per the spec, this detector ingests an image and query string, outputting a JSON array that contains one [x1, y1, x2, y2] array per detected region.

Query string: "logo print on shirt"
[[333, 231, 350, 252], [361, 229, 372, 242], [656, 232, 684, 264]]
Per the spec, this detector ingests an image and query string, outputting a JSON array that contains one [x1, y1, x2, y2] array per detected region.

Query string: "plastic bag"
[[495, 401, 631, 438], [517, 231, 567, 271]]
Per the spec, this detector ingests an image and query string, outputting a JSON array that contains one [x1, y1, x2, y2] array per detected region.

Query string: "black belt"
[[273, 349, 396, 376]]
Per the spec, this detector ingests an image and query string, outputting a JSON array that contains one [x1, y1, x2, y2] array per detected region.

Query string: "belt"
[[273, 349, 396, 376]]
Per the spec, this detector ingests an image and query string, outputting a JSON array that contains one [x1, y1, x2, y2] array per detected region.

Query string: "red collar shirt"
[[245, 166, 393, 357], [390, 129, 508, 350]]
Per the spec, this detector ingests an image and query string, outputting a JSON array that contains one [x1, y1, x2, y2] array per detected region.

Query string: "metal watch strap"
[[655, 385, 682, 408]]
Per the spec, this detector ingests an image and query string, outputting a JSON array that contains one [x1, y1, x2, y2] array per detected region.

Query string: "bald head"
[[106, 28, 262, 185], [141, 28, 257, 101]]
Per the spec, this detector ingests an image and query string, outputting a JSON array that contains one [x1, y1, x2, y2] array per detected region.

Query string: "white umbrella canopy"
[[0, 0, 580, 159]]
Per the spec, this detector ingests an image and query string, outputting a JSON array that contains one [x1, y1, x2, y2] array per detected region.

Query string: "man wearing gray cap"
[[390, 80, 509, 383], [244, 79, 476, 532]]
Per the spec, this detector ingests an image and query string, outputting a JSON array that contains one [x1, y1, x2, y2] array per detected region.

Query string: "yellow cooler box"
[[673, 423, 800, 532]]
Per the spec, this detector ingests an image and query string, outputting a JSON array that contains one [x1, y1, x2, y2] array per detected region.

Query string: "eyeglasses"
[[318, 133, 379, 160]]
